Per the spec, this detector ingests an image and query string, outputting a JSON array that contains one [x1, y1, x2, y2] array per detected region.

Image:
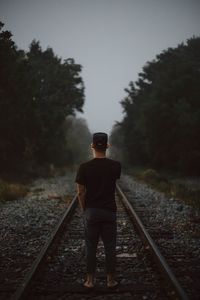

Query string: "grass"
[[130, 168, 200, 210], [0, 179, 29, 201]]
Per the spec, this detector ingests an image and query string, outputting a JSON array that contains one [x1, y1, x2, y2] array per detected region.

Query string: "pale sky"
[[1, 0, 200, 134]]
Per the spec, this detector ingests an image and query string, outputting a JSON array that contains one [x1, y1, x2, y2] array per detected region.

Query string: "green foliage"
[[109, 123, 126, 163], [170, 182, 200, 209], [131, 168, 200, 210], [137, 168, 160, 183], [0, 22, 87, 175], [0, 180, 8, 201], [63, 116, 92, 164], [0, 179, 28, 201], [112, 36, 200, 175]]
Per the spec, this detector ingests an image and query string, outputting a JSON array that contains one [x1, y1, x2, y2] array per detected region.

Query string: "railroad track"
[[119, 179, 200, 300], [11, 185, 189, 300]]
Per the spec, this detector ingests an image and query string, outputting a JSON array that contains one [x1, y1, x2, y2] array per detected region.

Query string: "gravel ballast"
[[0, 172, 200, 299], [0, 172, 76, 299], [120, 174, 200, 299]]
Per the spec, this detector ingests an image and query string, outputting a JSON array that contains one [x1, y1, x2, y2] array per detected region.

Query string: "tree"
[[109, 123, 125, 164], [0, 22, 87, 174], [112, 36, 200, 175], [0, 22, 30, 169], [25, 40, 85, 164], [64, 116, 92, 164]]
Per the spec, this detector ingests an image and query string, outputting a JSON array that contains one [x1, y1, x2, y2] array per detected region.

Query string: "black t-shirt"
[[75, 158, 121, 211]]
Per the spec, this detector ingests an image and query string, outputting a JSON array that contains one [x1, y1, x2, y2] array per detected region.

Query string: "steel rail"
[[12, 194, 78, 300], [116, 184, 189, 300]]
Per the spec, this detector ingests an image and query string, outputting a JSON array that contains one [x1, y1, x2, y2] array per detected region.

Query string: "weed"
[[0, 179, 29, 201], [131, 169, 200, 210]]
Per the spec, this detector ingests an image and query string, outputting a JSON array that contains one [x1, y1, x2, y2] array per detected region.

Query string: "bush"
[[0, 179, 9, 200], [0, 179, 28, 201], [170, 183, 200, 209], [134, 169, 200, 210], [135, 168, 171, 193], [138, 168, 160, 183]]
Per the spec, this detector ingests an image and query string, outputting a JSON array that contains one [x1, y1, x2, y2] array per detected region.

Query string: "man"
[[75, 132, 121, 289]]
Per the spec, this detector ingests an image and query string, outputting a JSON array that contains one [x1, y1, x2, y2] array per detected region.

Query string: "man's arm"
[[76, 183, 86, 211]]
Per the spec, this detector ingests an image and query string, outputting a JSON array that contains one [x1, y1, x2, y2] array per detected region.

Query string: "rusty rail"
[[116, 184, 189, 300], [12, 195, 78, 300]]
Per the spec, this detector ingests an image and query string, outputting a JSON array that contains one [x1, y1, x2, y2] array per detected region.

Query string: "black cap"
[[93, 132, 108, 149]]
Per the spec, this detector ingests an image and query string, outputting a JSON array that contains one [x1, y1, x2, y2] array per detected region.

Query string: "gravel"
[[119, 174, 200, 299], [0, 171, 199, 299], [0, 171, 76, 299], [120, 174, 200, 235]]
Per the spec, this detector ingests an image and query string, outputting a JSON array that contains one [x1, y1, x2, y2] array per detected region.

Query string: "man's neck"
[[93, 150, 106, 158]]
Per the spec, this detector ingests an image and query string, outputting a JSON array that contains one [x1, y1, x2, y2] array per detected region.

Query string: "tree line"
[[111, 37, 200, 176], [0, 22, 91, 176]]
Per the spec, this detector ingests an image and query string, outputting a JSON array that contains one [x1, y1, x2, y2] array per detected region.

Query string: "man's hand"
[[77, 183, 86, 211]]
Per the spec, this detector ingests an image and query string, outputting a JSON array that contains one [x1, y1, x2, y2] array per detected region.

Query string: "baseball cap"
[[93, 132, 108, 149]]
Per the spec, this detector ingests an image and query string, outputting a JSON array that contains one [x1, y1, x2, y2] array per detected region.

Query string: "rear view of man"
[[75, 132, 121, 289]]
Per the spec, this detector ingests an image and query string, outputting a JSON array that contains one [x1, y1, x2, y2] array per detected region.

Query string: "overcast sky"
[[1, 0, 200, 134]]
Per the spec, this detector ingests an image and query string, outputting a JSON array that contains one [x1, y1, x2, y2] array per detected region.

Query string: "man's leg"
[[100, 212, 118, 287], [84, 209, 100, 287], [107, 273, 118, 288]]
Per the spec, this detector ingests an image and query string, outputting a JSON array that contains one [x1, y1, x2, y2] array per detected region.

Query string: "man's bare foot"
[[107, 273, 119, 288], [83, 273, 95, 288], [83, 280, 94, 288], [107, 279, 119, 288]]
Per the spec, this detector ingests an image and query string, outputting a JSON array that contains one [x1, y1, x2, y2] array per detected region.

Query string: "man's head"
[[92, 132, 108, 152]]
